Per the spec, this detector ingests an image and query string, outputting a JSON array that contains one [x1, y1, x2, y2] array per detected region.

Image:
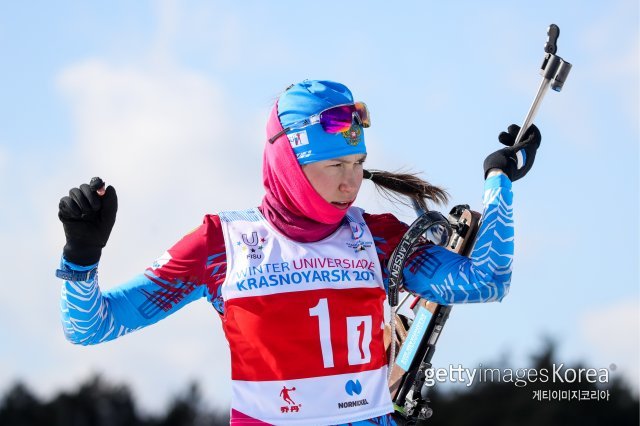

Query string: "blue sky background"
[[0, 0, 637, 414]]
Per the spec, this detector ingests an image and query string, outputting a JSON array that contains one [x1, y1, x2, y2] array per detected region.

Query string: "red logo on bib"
[[279, 386, 301, 414]]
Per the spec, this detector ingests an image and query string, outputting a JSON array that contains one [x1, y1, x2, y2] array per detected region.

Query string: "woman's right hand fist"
[[58, 177, 118, 266]]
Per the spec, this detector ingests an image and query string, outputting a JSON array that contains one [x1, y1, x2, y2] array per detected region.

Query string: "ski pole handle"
[[515, 24, 572, 144]]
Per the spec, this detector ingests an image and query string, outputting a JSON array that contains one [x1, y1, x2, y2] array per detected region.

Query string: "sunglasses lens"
[[354, 102, 370, 128], [319, 105, 354, 133], [319, 102, 371, 133]]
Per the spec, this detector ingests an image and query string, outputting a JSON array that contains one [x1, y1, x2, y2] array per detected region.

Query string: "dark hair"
[[363, 169, 449, 212]]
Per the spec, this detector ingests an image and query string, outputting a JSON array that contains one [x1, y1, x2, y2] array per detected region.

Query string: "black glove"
[[483, 124, 542, 182], [58, 177, 118, 266]]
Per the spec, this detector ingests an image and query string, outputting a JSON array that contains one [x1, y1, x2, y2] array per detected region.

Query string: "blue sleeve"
[[333, 413, 396, 425], [402, 174, 513, 304], [59, 258, 209, 345]]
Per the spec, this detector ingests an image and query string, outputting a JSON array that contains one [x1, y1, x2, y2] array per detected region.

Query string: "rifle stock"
[[387, 206, 481, 422]]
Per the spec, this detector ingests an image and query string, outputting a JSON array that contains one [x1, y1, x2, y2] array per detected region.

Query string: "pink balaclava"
[[259, 80, 367, 242]]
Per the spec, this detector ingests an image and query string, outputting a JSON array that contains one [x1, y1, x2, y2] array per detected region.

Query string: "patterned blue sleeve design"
[[59, 258, 209, 345], [403, 174, 514, 304], [333, 413, 397, 425]]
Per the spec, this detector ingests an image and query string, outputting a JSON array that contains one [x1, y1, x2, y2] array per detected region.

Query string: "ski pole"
[[515, 24, 572, 144]]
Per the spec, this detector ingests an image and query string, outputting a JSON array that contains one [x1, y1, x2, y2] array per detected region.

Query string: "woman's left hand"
[[483, 124, 542, 182]]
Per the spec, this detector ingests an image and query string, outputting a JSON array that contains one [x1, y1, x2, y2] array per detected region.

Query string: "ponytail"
[[363, 169, 449, 212]]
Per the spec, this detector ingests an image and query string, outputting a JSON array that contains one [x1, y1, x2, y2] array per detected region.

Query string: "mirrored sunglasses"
[[269, 102, 370, 144]]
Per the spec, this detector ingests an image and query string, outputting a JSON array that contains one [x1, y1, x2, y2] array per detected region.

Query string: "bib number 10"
[[309, 298, 372, 368]]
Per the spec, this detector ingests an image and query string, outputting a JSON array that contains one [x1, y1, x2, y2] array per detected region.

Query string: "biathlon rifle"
[[385, 205, 480, 424], [385, 24, 571, 425]]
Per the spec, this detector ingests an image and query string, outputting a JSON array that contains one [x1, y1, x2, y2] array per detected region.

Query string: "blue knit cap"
[[277, 80, 367, 165]]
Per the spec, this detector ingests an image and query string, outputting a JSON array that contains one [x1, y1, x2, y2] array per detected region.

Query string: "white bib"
[[219, 207, 393, 425]]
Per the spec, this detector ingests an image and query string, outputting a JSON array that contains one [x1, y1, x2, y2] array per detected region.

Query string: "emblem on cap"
[[288, 130, 309, 148], [341, 125, 362, 146]]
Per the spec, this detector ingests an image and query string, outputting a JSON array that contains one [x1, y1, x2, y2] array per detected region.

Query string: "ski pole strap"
[[387, 211, 452, 307]]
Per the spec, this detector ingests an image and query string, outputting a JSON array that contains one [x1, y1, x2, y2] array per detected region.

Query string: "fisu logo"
[[236, 232, 267, 260], [242, 232, 259, 246]]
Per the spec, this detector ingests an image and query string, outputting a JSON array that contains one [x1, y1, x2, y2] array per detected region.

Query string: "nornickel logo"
[[339, 379, 368, 409], [337, 399, 369, 409], [345, 379, 362, 396]]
